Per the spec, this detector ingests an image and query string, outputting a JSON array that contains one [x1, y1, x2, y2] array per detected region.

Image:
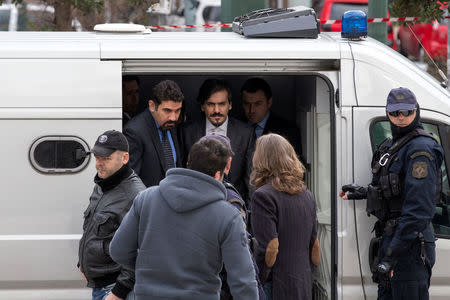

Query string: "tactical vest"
[[366, 128, 440, 221]]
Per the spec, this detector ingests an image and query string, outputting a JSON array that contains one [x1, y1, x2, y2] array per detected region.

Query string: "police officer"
[[339, 87, 443, 300]]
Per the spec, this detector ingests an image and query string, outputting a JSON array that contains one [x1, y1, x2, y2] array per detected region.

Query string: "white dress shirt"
[[205, 116, 229, 136]]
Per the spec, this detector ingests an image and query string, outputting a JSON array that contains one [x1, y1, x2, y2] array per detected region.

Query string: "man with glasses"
[[339, 87, 443, 300]]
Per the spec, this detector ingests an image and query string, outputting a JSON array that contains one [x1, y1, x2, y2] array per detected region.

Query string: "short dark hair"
[[152, 80, 184, 106], [122, 75, 140, 85], [187, 138, 233, 177], [197, 79, 232, 105], [240, 77, 272, 100]]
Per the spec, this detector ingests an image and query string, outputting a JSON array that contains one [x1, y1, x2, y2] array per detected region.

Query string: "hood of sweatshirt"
[[159, 168, 227, 213]]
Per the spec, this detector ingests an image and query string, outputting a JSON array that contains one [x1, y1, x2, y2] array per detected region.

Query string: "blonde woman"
[[251, 133, 319, 300]]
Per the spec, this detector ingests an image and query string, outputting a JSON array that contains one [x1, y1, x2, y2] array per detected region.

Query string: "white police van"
[[0, 7, 448, 300]]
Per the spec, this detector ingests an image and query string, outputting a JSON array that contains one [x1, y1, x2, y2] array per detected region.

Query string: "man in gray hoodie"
[[110, 138, 258, 300]]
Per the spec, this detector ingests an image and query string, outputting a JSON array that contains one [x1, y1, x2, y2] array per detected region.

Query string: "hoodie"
[[109, 168, 258, 300]]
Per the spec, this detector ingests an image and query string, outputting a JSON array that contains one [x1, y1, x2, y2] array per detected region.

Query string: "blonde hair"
[[250, 133, 305, 195]]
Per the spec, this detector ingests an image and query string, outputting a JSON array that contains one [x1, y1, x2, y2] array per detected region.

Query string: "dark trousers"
[[378, 278, 430, 300], [377, 237, 435, 300]]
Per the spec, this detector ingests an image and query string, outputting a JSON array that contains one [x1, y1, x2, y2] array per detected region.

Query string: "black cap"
[[386, 87, 418, 112], [91, 130, 129, 157]]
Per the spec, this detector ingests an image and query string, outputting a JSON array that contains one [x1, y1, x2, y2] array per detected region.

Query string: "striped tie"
[[161, 130, 175, 170]]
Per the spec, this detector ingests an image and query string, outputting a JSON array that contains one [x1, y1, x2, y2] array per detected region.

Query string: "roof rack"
[[93, 23, 151, 34], [232, 6, 320, 38]]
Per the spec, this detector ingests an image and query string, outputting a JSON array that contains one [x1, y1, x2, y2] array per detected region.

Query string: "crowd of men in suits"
[[78, 76, 304, 299], [121, 76, 301, 204]]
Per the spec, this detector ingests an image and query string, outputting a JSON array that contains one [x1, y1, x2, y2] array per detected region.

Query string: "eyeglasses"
[[388, 109, 415, 117]]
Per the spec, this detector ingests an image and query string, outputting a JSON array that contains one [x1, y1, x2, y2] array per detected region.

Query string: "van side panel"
[[0, 60, 118, 108], [0, 60, 121, 296]]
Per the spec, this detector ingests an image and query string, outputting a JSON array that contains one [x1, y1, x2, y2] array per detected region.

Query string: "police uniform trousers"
[[377, 233, 435, 300]]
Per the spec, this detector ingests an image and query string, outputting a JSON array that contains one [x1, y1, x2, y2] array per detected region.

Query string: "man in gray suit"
[[124, 80, 184, 187], [183, 79, 255, 203]]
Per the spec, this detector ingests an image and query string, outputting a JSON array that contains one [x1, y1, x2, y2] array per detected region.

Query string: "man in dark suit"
[[122, 75, 140, 127], [240, 77, 302, 157], [124, 80, 184, 187], [183, 79, 255, 202]]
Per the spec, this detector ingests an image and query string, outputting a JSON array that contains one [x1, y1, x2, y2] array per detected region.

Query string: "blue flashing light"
[[341, 10, 367, 39]]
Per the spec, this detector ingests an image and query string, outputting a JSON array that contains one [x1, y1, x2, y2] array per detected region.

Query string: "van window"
[[30, 136, 90, 174], [371, 120, 450, 238]]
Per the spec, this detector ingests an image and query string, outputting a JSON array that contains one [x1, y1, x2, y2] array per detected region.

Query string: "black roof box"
[[232, 6, 320, 38]]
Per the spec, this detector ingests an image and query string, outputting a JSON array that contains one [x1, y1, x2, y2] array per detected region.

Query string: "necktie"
[[161, 130, 175, 170], [253, 123, 262, 138]]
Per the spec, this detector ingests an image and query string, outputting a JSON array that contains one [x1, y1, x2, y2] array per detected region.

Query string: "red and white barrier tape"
[[147, 23, 232, 30], [321, 16, 450, 25], [146, 16, 450, 30]]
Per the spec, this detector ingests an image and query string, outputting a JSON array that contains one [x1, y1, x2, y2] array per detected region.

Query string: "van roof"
[[0, 31, 342, 59], [0, 31, 448, 114]]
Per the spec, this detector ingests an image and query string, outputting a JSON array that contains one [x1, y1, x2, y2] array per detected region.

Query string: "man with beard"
[[183, 79, 255, 203], [78, 130, 145, 300], [339, 88, 443, 300], [124, 80, 184, 187]]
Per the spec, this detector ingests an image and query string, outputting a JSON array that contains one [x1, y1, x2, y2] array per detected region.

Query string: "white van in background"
[[0, 11, 448, 300]]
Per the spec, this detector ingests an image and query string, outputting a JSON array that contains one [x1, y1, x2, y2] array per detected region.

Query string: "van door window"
[[30, 136, 90, 174], [371, 120, 450, 238]]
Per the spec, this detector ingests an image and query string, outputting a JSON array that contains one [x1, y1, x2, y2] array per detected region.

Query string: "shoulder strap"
[[387, 128, 435, 156], [379, 137, 392, 150], [375, 128, 435, 172], [223, 180, 240, 196]]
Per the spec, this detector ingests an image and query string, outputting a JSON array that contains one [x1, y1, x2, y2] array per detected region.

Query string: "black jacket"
[[78, 165, 146, 298], [263, 112, 302, 159], [182, 115, 255, 202], [124, 109, 183, 187]]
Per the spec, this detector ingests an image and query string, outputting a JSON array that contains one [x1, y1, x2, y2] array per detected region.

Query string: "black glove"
[[341, 184, 367, 200], [377, 245, 397, 273]]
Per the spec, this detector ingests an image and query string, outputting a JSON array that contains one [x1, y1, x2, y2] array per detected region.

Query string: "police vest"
[[367, 128, 440, 221]]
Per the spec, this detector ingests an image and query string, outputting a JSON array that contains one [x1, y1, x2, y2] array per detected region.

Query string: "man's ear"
[[224, 157, 232, 175], [149, 100, 156, 113], [122, 152, 130, 165], [268, 97, 273, 109]]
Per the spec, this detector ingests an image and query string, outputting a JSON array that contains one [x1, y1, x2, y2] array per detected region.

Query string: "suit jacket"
[[263, 112, 302, 159], [124, 109, 182, 187], [182, 115, 255, 202]]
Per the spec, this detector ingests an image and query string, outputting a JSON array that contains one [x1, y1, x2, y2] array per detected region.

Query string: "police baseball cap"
[[91, 130, 129, 157], [386, 87, 418, 112]]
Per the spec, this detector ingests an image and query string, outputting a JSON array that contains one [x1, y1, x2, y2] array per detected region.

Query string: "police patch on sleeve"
[[412, 161, 428, 179]]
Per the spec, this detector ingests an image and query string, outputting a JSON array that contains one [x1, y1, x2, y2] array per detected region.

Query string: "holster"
[[366, 185, 382, 217], [368, 235, 390, 290], [369, 236, 381, 275]]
